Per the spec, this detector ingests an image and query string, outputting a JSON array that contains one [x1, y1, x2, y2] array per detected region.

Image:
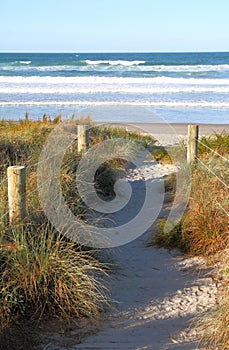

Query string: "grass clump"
[[151, 132, 229, 257], [90, 125, 156, 149], [90, 125, 157, 197], [150, 131, 229, 349], [149, 219, 189, 252], [151, 146, 173, 164], [195, 247, 229, 349], [0, 224, 108, 327], [0, 118, 112, 347], [0, 118, 158, 343], [198, 130, 229, 155], [180, 165, 228, 256]]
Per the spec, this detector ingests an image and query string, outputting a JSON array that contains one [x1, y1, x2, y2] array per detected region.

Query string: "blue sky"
[[1, 0, 229, 52]]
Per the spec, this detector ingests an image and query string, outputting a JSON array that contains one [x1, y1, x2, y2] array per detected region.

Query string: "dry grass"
[[0, 224, 108, 327], [195, 247, 229, 350], [151, 132, 229, 257], [151, 131, 229, 349], [181, 160, 229, 256], [0, 117, 156, 347], [0, 118, 109, 344]]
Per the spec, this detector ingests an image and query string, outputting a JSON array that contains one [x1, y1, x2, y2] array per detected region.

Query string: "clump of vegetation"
[[181, 164, 228, 256], [152, 131, 229, 257], [149, 219, 189, 252], [90, 125, 157, 197], [0, 117, 158, 347], [198, 130, 229, 155], [0, 117, 106, 346], [90, 125, 156, 149], [0, 224, 108, 326], [150, 131, 229, 349], [151, 146, 173, 163], [194, 246, 229, 349]]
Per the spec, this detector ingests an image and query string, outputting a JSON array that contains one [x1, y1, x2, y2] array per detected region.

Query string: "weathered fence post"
[[187, 124, 199, 165], [78, 124, 89, 153], [7, 166, 26, 224]]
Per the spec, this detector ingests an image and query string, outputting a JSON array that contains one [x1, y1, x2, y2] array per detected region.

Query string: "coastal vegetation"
[[0, 116, 228, 349], [152, 130, 229, 349], [0, 116, 156, 349]]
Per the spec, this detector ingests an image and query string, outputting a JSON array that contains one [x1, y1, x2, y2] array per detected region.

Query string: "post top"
[[8, 166, 26, 170]]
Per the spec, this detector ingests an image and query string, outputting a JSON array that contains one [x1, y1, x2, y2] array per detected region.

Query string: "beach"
[[1, 0, 229, 346], [0, 51, 228, 349], [96, 122, 229, 146]]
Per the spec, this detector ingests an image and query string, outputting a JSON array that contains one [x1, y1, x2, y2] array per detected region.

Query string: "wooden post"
[[7, 166, 26, 224], [78, 124, 89, 153], [187, 125, 199, 165]]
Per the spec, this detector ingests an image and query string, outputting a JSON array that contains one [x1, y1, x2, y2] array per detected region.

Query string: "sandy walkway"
[[38, 144, 218, 350], [74, 162, 216, 350]]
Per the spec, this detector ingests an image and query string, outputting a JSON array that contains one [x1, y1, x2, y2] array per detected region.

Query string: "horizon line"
[[0, 50, 229, 54]]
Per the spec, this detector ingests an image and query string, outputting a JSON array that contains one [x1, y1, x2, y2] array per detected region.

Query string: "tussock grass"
[[150, 131, 229, 349], [199, 130, 229, 155], [90, 125, 157, 197], [0, 117, 156, 347], [195, 247, 229, 349], [0, 224, 108, 327], [0, 118, 108, 343], [181, 164, 228, 256], [90, 125, 156, 149], [149, 219, 188, 251], [152, 132, 229, 257]]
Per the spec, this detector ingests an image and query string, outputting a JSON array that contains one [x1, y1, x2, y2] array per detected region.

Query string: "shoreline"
[[96, 122, 229, 135], [95, 122, 229, 145]]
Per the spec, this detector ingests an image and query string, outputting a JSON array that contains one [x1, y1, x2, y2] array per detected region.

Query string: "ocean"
[[0, 52, 229, 124]]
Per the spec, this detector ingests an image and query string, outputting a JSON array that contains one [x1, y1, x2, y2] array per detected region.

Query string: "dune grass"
[[0, 118, 109, 342], [0, 224, 109, 325], [0, 117, 156, 347], [150, 131, 229, 349], [151, 131, 229, 255]]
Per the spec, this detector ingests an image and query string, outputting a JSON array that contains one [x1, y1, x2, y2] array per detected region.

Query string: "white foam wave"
[[1, 75, 229, 86], [1, 62, 229, 73], [85, 60, 145, 66], [1, 86, 229, 94], [19, 61, 31, 65], [139, 64, 229, 72], [84, 61, 229, 71], [1, 101, 229, 108]]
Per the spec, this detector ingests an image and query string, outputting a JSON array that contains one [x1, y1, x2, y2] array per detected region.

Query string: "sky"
[[1, 0, 229, 52]]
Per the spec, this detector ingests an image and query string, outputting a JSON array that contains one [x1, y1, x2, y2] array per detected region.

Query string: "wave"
[[85, 60, 145, 66], [1, 101, 229, 108], [139, 64, 229, 72], [1, 75, 229, 85], [0, 65, 82, 72], [19, 61, 31, 65], [2, 86, 229, 94], [83, 62, 229, 72], [0, 60, 32, 67], [1, 62, 229, 75]]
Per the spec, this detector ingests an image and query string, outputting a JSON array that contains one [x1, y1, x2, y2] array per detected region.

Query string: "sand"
[[96, 122, 229, 146], [98, 122, 229, 135], [37, 124, 223, 349]]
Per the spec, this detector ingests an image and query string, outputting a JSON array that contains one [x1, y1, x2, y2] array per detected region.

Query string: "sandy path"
[[38, 153, 217, 350], [74, 161, 217, 350]]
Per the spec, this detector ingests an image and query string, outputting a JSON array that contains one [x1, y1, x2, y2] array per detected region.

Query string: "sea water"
[[0, 52, 229, 124]]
